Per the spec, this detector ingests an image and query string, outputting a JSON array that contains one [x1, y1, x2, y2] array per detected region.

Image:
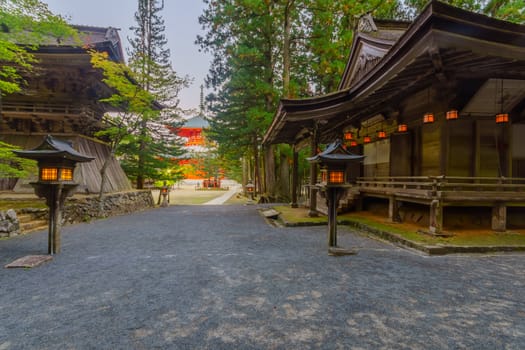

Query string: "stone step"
[[21, 220, 48, 234], [17, 213, 34, 222]]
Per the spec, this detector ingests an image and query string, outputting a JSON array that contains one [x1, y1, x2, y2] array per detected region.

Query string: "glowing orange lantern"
[[446, 109, 458, 120], [496, 113, 509, 123], [423, 113, 435, 124]]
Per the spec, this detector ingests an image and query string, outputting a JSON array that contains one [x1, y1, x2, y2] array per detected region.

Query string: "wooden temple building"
[[263, 1, 525, 233], [0, 25, 132, 193]]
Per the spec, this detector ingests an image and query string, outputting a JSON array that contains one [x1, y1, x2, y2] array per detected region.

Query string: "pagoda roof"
[[14, 135, 94, 163], [183, 115, 209, 129]]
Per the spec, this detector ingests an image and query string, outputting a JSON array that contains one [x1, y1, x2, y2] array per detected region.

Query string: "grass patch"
[[0, 200, 46, 211], [274, 206, 327, 225]]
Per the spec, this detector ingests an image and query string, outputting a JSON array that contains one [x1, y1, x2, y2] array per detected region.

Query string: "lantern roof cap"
[[307, 140, 365, 164], [13, 135, 95, 162]]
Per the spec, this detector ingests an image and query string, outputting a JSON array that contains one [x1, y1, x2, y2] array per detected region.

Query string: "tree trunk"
[[264, 144, 276, 199], [253, 137, 261, 196]]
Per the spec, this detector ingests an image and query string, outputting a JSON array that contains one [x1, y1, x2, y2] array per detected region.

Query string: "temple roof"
[[263, 0, 525, 145], [35, 25, 125, 62]]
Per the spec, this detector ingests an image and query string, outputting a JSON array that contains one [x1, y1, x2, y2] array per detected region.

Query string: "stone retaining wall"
[[63, 191, 155, 224], [0, 209, 20, 238], [1, 191, 155, 235]]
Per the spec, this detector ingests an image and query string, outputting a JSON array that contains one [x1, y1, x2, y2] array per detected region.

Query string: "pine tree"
[[126, 0, 189, 189]]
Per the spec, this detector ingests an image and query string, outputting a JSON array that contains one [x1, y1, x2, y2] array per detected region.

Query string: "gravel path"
[[1, 204, 524, 349]]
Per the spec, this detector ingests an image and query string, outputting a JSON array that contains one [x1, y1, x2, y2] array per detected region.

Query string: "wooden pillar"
[[308, 126, 318, 216], [388, 196, 400, 223], [429, 199, 443, 234], [327, 187, 338, 247], [491, 202, 507, 232], [291, 145, 299, 208]]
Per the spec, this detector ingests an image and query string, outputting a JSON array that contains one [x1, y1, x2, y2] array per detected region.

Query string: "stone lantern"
[[307, 140, 364, 255], [14, 135, 94, 254], [245, 181, 255, 200]]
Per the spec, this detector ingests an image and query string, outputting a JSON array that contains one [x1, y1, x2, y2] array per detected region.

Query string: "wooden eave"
[[263, 0, 525, 145]]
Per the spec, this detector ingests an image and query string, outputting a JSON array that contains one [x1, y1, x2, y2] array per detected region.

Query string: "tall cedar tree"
[[198, 0, 406, 198], [126, 0, 188, 189]]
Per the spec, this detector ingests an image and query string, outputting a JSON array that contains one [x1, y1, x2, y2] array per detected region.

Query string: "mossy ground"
[[275, 206, 525, 247]]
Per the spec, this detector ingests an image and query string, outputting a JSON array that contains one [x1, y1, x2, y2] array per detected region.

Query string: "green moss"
[[274, 206, 327, 225], [0, 200, 46, 211], [277, 208, 525, 248], [340, 213, 525, 247]]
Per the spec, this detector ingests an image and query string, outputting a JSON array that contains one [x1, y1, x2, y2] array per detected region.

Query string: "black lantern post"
[[14, 135, 94, 255], [307, 140, 365, 255]]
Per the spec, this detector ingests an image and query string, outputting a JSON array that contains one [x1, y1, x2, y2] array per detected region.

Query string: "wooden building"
[[1, 25, 132, 193], [263, 1, 525, 232]]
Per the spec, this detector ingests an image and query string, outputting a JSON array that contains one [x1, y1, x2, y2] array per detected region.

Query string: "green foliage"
[[0, 0, 77, 95], [126, 0, 189, 188], [0, 141, 36, 178]]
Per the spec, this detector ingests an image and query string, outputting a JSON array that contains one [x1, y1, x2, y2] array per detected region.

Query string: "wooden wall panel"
[[390, 132, 412, 176], [363, 139, 390, 177], [447, 120, 473, 176], [421, 120, 442, 176]]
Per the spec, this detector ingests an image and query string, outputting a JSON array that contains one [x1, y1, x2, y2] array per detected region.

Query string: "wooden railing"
[[356, 176, 525, 202]]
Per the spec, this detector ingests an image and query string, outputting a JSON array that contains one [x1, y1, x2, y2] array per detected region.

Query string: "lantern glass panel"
[[496, 113, 509, 123], [350, 141, 358, 147], [378, 131, 386, 139], [329, 171, 344, 184], [446, 110, 458, 120], [398, 124, 408, 132], [423, 113, 434, 123], [41, 167, 58, 181], [344, 132, 353, 140], [363, 136, 371, 144], [60, 168, 73, 181]]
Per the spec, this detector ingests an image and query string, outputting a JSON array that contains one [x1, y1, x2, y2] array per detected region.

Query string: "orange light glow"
[[41, 167, 58, 181], [377, 131, 387, 139], [363, 136, 371, 144], [329, 171, 345, 184], [60, 168, 73, 181], [344, 131, 353, 140], [496, 113, 509, 123], [398, 124, 408, 132], [423, 113, 435, 124], [446, 109, 458, 120]]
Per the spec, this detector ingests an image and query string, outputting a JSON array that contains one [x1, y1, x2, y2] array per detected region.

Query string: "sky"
[[43, 0, 212, 115]]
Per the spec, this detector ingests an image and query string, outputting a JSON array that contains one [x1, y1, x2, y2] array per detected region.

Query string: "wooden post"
[[291, 145, 299, 208], [491, 202, 507, 232], [429, 199, 443, 234], [308, 127, 318, 216], [388, 196, 400, 223], [327, 187, 338, 247]]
